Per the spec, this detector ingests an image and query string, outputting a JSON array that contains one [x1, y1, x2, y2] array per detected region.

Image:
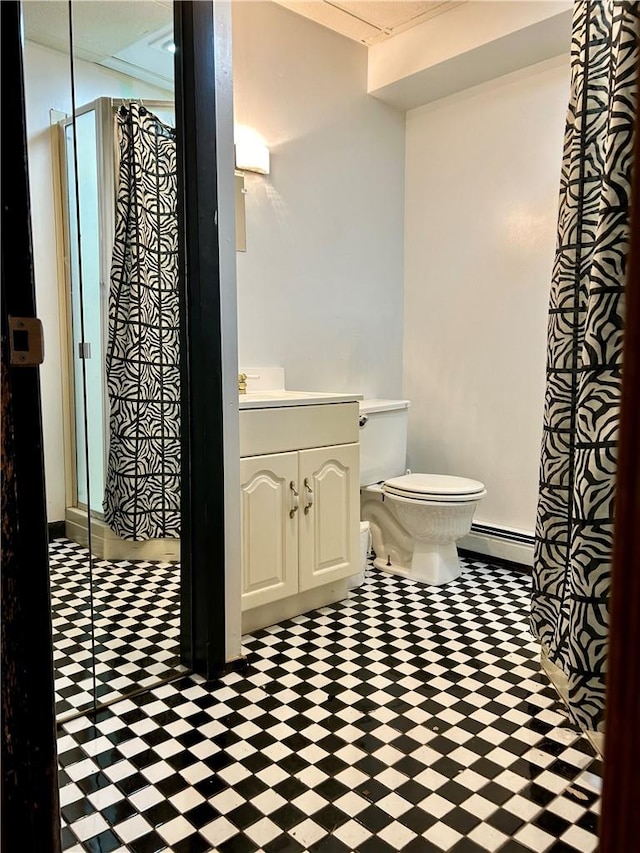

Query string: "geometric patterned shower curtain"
[[532, 1, 639, 733], [103, 103, 180, 541]]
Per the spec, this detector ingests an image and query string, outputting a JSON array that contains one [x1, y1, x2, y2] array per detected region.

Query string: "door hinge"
[[78, 342, 92, 359], [8, 316, 44, 366]]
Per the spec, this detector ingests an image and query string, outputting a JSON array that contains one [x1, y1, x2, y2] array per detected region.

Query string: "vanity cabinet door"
[[298, 443, 360, 592], [240, 452, 299, 610]]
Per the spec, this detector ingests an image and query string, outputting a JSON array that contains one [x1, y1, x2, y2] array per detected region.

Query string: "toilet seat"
[[383, 473, 486, 503]]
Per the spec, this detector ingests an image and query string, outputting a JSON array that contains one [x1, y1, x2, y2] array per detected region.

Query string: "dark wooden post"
[[174, 1, 227, 676], [598, 50, 640, 853]]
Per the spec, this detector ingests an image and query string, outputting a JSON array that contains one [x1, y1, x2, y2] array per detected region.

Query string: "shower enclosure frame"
[[56, 97, 178, 558]]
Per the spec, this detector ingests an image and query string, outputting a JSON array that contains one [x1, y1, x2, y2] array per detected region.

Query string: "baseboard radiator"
[[459, 522, 535, 568]]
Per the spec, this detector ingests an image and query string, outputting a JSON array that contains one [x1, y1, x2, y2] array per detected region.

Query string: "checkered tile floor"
[[57, 557, 601, 852], [50, 538, 187, 719]]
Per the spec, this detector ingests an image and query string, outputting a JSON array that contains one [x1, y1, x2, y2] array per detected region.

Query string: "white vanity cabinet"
[[239, 451, 299, 610], [239, 401, 360, 630], [297, 442, 359, 591]]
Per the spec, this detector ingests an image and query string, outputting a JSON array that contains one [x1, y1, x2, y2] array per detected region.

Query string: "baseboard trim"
[[242, 580, 350, 635], [48, 520, 66, 542], [470, 522, 535, 547], [458, 522, 535, 568], [65, 507, 180, 561]]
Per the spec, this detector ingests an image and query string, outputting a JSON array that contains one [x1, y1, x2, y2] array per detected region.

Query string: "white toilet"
[[359, 399, 486, 585]]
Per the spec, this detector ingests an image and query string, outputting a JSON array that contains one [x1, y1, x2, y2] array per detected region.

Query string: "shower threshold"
[[64, 506, 180, 561]]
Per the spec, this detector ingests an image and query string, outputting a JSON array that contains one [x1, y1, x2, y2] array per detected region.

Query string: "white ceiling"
[[22, 0, 465, 91], [22, 0, 175, 89], [275, 1, 464, 46], [22, 1, 172, 63]]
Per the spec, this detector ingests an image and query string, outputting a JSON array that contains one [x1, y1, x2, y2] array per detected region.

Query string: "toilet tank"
[[359, 399, 411, 486]]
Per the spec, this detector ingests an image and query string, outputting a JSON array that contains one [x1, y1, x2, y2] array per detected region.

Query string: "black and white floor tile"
[[50, 538, 186, 718], [57, 557, 601, 852]]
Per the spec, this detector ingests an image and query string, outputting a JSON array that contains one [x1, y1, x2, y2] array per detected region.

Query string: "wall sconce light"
[[234, 128, 269, 254], [234, 126, 270, 175], [234, 141, 270, 175]]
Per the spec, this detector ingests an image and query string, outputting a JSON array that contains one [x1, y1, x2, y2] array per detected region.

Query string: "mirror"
[[23, 0, 184, 720]]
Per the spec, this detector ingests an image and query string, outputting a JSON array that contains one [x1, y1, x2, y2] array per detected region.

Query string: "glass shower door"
[[63, 96, 186, 711], [66, 109, 106, 514], [22, 0, 98, 722], [24, 0, 184, 725]]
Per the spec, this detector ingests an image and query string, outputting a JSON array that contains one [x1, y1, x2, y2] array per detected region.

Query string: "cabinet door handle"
[[303, 478, 314, 514], [289, 481, 299, 518]]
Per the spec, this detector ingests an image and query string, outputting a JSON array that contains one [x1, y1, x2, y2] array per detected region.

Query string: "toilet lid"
[[383, 473, 486, 501]]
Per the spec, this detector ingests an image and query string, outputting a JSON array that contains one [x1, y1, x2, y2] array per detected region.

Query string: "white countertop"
[[239, 390, 363, 409]]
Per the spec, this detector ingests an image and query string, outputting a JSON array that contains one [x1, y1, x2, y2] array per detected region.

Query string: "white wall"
[[232, 1, 405, 398], [23, 41, 170, 521], [403, 56, 570, 533]]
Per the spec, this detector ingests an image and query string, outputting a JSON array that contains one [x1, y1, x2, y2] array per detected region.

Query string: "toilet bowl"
[[359, 400, 486, 585]]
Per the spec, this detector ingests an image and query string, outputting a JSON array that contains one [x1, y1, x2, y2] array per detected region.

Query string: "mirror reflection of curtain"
[[104, 103, 180, 540], [532, 1, 639, 733]]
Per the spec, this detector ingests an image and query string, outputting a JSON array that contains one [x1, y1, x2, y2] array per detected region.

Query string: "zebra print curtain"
[[104, 103, 180, 541], [532, 1, 639, 732]]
